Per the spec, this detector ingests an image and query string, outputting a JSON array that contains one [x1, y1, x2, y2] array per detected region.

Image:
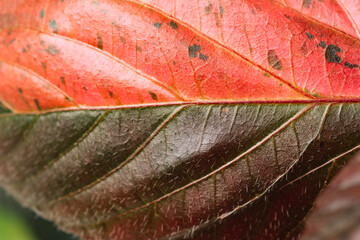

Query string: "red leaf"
[[1, 0, 360, 111]]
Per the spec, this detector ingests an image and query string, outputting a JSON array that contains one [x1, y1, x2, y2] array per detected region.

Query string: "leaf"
[[301, 153, 360, 240], [0, 0, 360, 239]]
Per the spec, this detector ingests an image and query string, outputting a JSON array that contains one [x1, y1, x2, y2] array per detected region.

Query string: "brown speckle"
[[220, 4, 224, 16], [46, 44, 60, 55], [199, 53, 208, 62], [170, 21, 178, 30], [40, 10, 45, 18], [306, 32, 314, 40], [148, 91, 158, 101], [263, 72, 271, 78], [318, 41, 327, 48], [109, 91, 113, 98], [214, 12, 221, 27], [153, 22, 162, 29], [120, 36, 125, 44], [136, 45, 142, 52], [49, 19, 58, 33], [284, 14, 292, 20], [41, 62, 46, 72], [325, 44, 342, 63], [188, 44, 201, 58], [344, 62, 359, 69], [205, 3, 213, 14], [60, 76, 65, 85], [22, 47, 27, 53], [303, 0, 312, 8], [267, 50, 282, 70], [97, 33, 103, 50], [111, 22, 121, 31], [18, 88, 23, 94], [8, 38, 16, 45]]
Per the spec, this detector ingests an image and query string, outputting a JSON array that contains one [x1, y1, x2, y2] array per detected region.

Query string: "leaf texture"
[[1, 0, 360, 112], [302, 153, 360, 240], [0, 103, 359, 239], [1, 0, 360, 239]]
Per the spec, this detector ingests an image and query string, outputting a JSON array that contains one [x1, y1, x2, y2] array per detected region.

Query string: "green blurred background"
[[0, 187, 79, 240]]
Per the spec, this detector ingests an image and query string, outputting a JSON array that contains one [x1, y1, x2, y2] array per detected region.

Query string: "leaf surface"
[[302, 153, 360, 240], [0, 0, 360, 239]]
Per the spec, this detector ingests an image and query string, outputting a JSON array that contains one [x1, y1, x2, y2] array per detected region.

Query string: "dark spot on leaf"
[[40, 41, 45, 46], [189, 44, 201, 58], [325, 44, 343, 63], [148, 91, 158, 101], [306, 32, 314, 39], [173, 61, 176, 65], [111, 22, 121, 31], [199, 53, 208, 62], [109, 91, 113, 98], [22, 47, 27, 53], [34, 99, 41, 111], [214, 12, 221, 27], [18, 88, 23, 94], [170, 21, 178, 30], [263, 72, 271, 78], [120, 36, 125, 43], [251, 10, 256, 14], [65, 96, 71, 102], [153, 22, 162, 29], [41, 62, 46, 72], [7, 29, 12, 35], [60, 76, 65, 85], [49, 19, 58, 33], [320, 34, 323, 38], [97, 33, 103, 50], [205, 3, 213, 14], [220, 4, 224, 16], [8, 38, 15, 45], [284, 14, 292, 20], [46, 44, 60, 55], [83, 86, 88, 91], [318, 41, 327, 48], [26, 44, 31, 49], [136, 45, 142, 52], [40, 10, 45, 18], [344, 62, 360, 69], [267, 50, 282, 70], [303, 0, 312, 8]]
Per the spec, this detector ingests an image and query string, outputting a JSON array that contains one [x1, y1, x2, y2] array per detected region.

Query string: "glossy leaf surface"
[[0, 0, 360, 239], [302, 153, 360, 240]]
